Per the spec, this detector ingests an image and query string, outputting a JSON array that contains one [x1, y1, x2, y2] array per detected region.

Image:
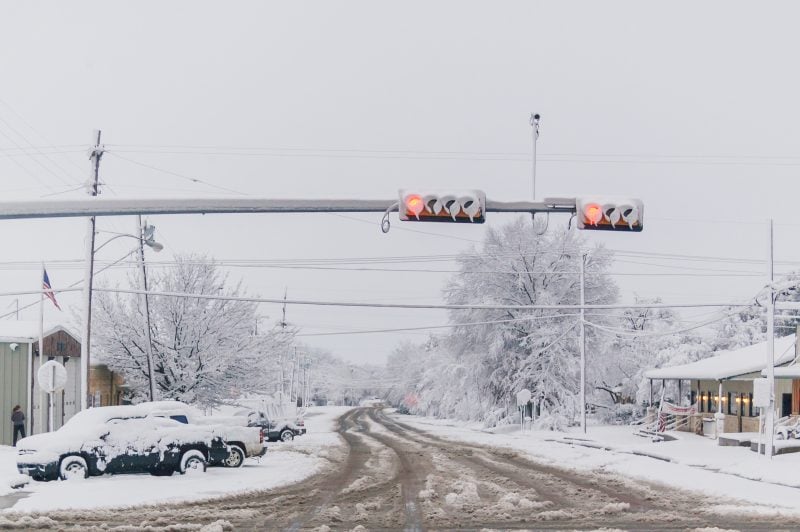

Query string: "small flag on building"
[[42, 268, 61, 310]]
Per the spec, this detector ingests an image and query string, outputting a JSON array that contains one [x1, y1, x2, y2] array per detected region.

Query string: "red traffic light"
[[583, 203, 603, 226], [404, 194, 425, 220], [576, 198, 643, 231], [398, 190, 486, 223]]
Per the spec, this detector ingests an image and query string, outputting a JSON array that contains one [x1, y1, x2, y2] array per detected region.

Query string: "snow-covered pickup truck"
[[17, 403, 264, 481], [235, 409, 307, 442], [133, 401, 266, 464]]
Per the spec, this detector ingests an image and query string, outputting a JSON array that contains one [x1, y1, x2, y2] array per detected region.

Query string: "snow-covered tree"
[[93, 255, 282, 406], [442, 218, 618, 426], [385, 218, 619, 429], [593, 297, 679, 406], [712, 306, 767, 351]]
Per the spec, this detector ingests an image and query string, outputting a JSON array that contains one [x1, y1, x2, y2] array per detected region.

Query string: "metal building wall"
[[0, 342, 30, 446]]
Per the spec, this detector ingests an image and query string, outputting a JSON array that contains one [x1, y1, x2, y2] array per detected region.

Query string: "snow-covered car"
[[17, 404, 265, 481], [133, 401, 266, 464], [235, 409, 307, 442]]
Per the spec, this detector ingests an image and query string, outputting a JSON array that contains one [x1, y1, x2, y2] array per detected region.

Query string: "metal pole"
[[79, 130, 102, 411], [766, 218, 776, 458], [530, 113, 540, 200], [38, 263, 44, 432], [137, 215, 157, 402], [0, 197, 578, 219], [580, 253, 586, 434], [48, 366, 54, 433], [289, 347, 297, 404], [26, 341, 32, 435]]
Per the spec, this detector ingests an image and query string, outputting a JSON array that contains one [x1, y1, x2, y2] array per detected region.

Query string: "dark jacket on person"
[[11, 410, 24, 426]]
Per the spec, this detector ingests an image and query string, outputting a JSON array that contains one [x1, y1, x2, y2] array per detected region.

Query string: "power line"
[[100, 143, 800, 167], [296, 313, 580, 337], [0, 249, 138, 320], [0, 107, 79, 187], [583, 312, 736, 338], [90, 287, 753, 311], [106, 151, 248, 196]]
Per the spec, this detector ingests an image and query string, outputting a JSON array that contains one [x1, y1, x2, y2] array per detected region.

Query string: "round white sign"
[[516, 389, 532, 406], [37, 360, 67, 393]]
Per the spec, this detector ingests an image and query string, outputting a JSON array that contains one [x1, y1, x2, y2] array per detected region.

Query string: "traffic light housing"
[[576, 198, 643, 232], [398, 190, 486, 223]]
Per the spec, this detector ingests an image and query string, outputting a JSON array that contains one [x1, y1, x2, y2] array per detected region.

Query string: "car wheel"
[[150, 464, 174, 477], [59, 456, 88, 481], [223, 445, 245, 468], [179, 450, 207, 475], [280, 429, 295, 442]]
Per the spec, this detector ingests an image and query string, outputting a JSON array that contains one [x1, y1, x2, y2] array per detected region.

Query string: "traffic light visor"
[[398, 189, 486, 223], [576, 197, 643, 231]]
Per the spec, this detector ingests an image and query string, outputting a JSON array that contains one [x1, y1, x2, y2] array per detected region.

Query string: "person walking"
[[11, 405, 25, 446]]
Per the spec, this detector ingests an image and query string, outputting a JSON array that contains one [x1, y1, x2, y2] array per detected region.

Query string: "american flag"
[[42, 268, 61, 310]]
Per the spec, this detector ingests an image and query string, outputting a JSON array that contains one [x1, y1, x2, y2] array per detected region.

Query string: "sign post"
[[516, 389, 532, 432], [37, 360, 67, 432], [753, 377, 771, 456]]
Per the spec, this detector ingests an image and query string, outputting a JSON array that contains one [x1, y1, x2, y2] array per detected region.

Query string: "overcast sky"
[[1, 1, 799, 364]]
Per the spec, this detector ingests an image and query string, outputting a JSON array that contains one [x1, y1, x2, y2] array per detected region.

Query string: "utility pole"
[[765, 219, 776, 458], [80, 130, 102, 411], [289, 346, 297, 405], [280, 288, 288, 397], [580, 253, 587, 434], [137, 215, 157, 402]]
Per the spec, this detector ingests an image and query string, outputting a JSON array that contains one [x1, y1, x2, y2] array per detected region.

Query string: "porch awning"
[[761, 366, 800, 379], [644, 335, 796, 381]]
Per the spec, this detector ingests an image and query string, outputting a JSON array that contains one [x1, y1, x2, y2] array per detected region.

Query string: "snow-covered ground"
[[395, 412, 800, 515], [0, 406, 351, 513]]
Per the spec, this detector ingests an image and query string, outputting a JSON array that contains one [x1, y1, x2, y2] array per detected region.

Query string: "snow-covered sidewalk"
[[0, 406, 351, 513], [394, 413, 800, 516]]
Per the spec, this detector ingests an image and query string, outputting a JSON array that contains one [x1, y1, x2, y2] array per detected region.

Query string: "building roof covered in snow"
[[644, 334, 797, 381], [761, 366, 800, 379]]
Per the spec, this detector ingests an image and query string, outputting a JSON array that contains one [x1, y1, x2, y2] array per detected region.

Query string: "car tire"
[[179, 450, 207, 475], [150, 464, 174, 477], [223, 445, 245, 468], [280, 429, 294, 442], [59, 456, 89, 481]]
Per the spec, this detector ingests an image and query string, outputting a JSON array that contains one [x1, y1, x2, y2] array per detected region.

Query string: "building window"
[[728, 392, 739, 416], [691, 391, 697, 410], [56, 342, 66, 352]]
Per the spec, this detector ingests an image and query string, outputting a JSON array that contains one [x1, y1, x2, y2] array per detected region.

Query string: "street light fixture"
[[81, 221, 164, 408]]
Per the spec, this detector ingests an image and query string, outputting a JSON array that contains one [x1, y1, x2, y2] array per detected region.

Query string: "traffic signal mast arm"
[[0, 197, 577, 219], [0, 195, 641, 232]]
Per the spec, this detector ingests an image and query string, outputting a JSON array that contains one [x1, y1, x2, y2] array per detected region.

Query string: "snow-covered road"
[[5, 407, 800, 530]]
